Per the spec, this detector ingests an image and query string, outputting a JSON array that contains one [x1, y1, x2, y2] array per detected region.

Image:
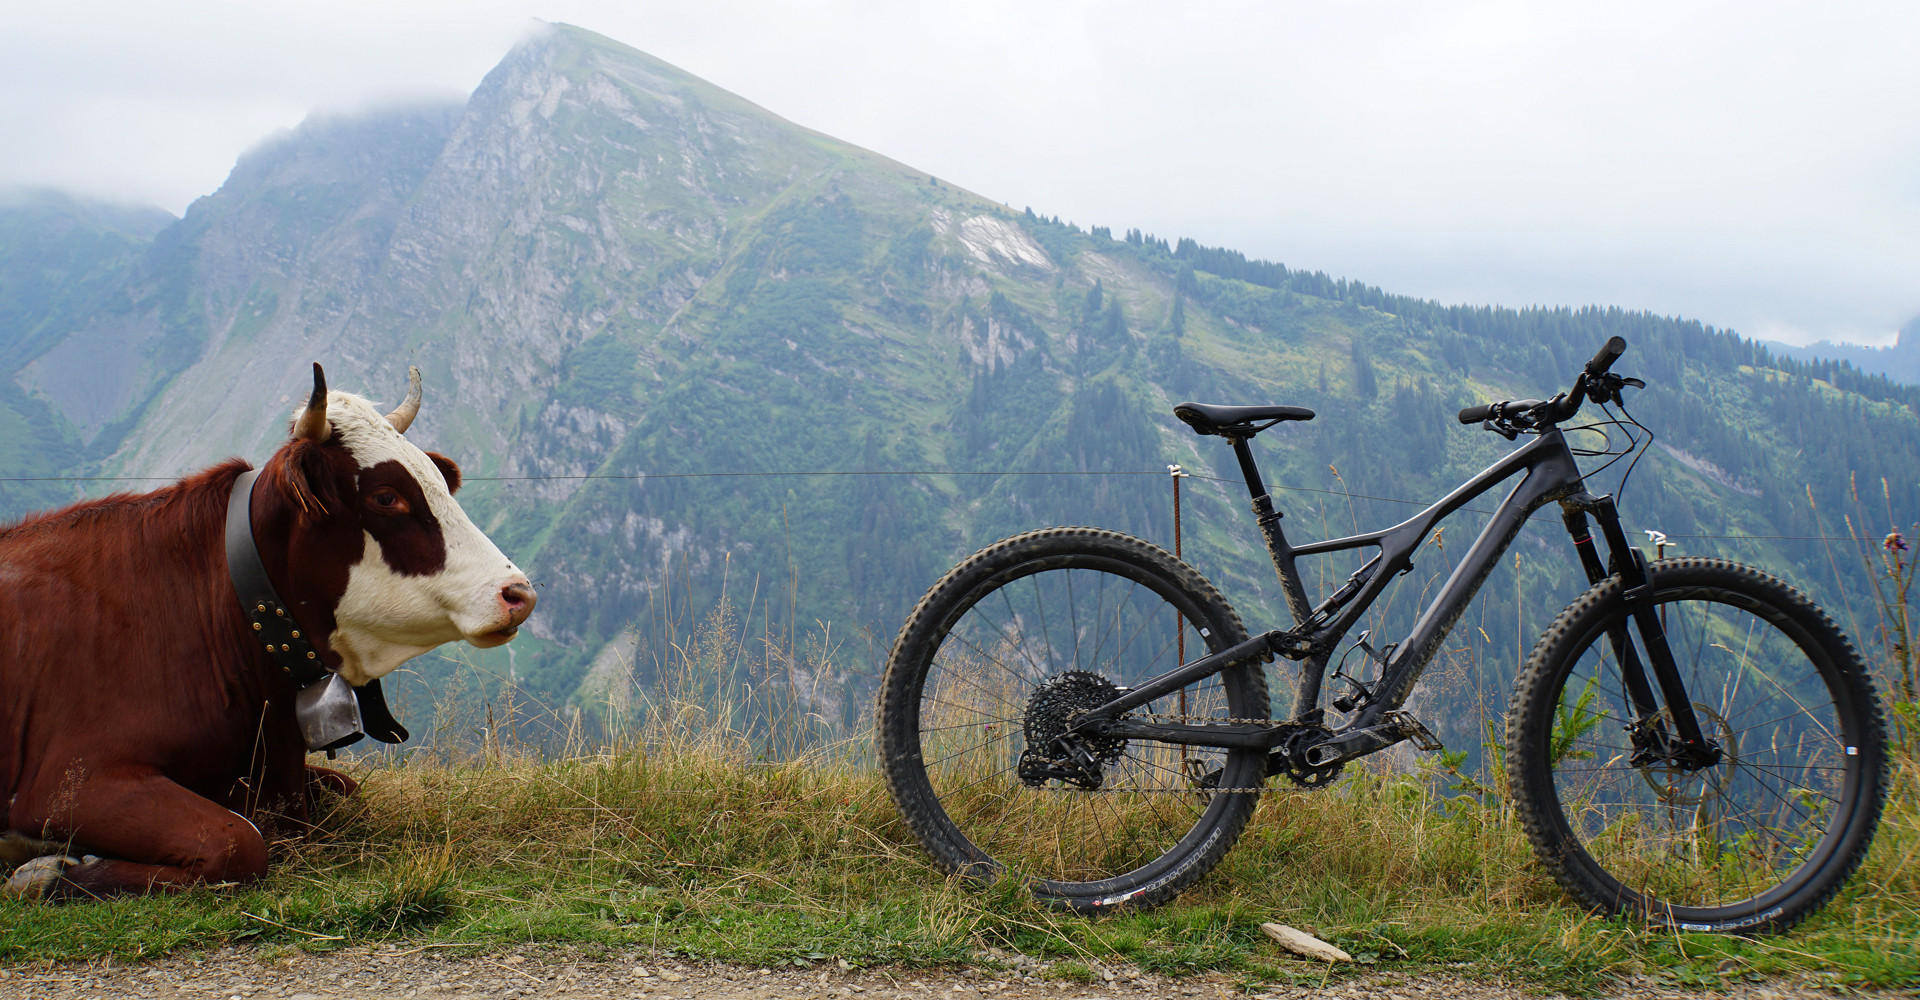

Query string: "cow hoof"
[[4, 854, 77, 899]]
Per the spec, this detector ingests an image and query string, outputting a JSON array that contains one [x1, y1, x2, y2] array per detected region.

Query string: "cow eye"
[[367, 488, 410, 514]]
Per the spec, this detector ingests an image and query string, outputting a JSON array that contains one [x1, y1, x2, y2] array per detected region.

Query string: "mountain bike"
[[876, 336, 1887, 933]]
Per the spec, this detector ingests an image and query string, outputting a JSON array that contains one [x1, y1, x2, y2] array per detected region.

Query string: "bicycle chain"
[[1014, 712, 1337, 794]]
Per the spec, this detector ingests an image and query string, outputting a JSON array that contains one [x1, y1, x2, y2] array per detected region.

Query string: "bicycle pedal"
[[1385, 711, 1443, 752]]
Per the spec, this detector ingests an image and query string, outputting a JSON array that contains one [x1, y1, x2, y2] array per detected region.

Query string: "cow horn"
[[386, 366, 422, 434], [292, 363, 330, 441]]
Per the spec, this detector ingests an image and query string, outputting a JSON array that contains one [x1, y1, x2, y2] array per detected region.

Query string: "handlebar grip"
[[1585, 336, 1627, 375], [1458, 403, 1497, 424]]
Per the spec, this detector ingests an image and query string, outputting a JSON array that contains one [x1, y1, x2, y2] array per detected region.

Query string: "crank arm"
[[1301, 712, 1443, 769]]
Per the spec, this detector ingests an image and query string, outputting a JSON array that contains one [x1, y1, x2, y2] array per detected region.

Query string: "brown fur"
[[0, 431, 457, 898]]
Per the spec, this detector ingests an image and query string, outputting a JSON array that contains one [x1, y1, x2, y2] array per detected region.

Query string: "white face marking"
[[308, 391, 528, 685]]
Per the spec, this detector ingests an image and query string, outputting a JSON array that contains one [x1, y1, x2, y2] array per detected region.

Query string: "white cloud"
[[2, 0, 1914, 345]]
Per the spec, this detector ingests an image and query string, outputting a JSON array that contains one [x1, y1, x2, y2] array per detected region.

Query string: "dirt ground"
[[0, 945, 1884, 1000]]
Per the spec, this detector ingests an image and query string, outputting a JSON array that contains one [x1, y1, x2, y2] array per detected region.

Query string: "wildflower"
[[1887, 531, 1910, 554]]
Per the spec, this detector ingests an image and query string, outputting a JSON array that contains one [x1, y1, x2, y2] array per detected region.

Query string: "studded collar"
[[225, 468, 329, 687], [224, 467, 409, 744]]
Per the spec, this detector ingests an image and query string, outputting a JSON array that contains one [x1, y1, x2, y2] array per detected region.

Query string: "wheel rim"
[[1544, 587, 1857, 914], [911, 557, 1261, 892]]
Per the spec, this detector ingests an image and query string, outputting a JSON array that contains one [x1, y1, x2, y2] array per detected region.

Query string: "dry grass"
[[2, 600, 1916, 993]]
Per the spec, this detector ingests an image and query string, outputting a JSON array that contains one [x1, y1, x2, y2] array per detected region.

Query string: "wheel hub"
[[1634, 703, 1738, 806]]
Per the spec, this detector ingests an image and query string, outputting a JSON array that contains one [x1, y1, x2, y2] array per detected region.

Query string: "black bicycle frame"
[[1074, 423, 1715, 768]]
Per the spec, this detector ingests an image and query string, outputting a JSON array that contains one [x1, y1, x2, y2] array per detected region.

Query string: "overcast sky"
[[3, 1, 1914, 347]]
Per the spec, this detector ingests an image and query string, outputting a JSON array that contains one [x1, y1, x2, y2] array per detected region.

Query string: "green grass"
[[3, 726, 1915, 994]]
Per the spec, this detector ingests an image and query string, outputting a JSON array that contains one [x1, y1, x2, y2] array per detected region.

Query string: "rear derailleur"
[[1018, 670, 1129, 790]]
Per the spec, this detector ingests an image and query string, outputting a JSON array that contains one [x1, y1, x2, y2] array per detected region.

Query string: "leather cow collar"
[[225, 468, 409, 752]]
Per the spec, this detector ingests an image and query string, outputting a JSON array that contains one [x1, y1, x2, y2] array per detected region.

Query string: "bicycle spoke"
[[1527, 567, 1878, 926]]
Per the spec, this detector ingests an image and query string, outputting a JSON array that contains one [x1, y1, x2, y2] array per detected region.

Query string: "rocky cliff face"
[[4, 24, 1915, 734]]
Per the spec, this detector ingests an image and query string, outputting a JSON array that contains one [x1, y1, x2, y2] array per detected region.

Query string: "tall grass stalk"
[[2, 535, 1917, 991]]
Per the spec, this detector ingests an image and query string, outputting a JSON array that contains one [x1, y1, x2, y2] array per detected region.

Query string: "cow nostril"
[[501, 582, 536, 615]]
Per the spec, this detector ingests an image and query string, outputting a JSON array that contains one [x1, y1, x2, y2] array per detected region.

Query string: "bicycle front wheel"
[[1507, 558, 1887, 933], [877, 527, 1266, 912]]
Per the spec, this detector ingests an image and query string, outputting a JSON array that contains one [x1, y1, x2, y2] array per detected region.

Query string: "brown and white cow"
[[0, 365, 533, 898]]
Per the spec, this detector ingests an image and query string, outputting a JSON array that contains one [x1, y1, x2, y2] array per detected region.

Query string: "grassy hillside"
[[0, 191, 168, 514], [0, 24, 1912, 749]]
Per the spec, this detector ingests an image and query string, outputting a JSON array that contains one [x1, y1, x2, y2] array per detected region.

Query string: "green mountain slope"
[[2, 24, 1914, 744], [0, 190, 173, 513]]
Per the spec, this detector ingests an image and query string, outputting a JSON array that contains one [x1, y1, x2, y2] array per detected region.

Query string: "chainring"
[[1018, 670, 1129, 788], [1275, 725, 1343, 789]]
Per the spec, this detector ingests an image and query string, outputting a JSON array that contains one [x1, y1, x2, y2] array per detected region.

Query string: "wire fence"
[[0, 466, 1863, 542]]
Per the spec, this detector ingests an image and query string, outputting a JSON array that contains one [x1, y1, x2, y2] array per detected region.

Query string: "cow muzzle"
[[471, 578, 536, 646]]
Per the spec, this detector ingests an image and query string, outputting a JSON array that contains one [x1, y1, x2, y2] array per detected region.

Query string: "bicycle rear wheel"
[[877, 527, 1266, 912], [1506, 558, 1887, 932]]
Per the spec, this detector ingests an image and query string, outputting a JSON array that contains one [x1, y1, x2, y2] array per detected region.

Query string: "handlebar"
[[1456, 403, 1495, 425], [1585, 336, 1627, 376], [1460, 336, 1636, 434], [1458, 399, 1543, 425]]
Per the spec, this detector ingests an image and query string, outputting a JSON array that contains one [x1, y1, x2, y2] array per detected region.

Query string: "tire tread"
[[1505, 557, 1887, 933]]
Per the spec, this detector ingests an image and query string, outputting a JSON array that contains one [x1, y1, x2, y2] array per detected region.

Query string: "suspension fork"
[[1562, 495, 1719, 767]]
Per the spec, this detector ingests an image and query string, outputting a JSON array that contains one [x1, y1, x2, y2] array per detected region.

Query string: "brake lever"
[[1586, 373, 1645, 406]]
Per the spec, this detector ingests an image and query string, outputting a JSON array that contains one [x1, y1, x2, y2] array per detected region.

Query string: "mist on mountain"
[[0, 24, 1913, 749]]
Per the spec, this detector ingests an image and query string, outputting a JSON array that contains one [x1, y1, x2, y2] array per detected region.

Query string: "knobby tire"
[[1506, 558, 1887, 933], [876, 527, 1266, 912]]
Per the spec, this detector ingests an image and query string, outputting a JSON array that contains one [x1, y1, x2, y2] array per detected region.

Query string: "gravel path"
[[0, 945, 1877, 999]]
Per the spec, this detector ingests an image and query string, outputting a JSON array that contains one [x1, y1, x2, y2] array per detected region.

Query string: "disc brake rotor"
[[1640, 703, 1738, 807]]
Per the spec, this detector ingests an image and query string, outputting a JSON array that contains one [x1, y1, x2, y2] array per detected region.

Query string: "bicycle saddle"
[[1173, 402, 1316, 438]]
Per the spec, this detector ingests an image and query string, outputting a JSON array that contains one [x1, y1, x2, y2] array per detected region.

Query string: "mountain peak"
[[9, 25, 1913, 726], [480, 22, 793, 127]]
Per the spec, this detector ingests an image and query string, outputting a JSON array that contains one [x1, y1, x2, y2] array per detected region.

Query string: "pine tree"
[[1351, 338, 1378, 398]]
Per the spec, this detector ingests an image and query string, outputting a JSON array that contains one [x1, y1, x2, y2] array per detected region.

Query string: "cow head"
[[255, 364, 535, 686]]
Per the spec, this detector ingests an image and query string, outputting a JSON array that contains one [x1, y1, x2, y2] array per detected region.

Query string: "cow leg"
[[0, 831, 64, 869], [306, 763, 358, 799], [12, 772, 268, 899], [2, 832, 79, 898]]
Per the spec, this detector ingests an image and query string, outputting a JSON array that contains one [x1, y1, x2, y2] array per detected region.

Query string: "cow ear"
[[276, 439, 345, 519], [426, 451, 462, 494]]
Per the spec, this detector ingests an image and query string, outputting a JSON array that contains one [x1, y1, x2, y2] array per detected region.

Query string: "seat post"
[[1232, 435, 1316, 638], [1230, 436, 1268, 503]]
